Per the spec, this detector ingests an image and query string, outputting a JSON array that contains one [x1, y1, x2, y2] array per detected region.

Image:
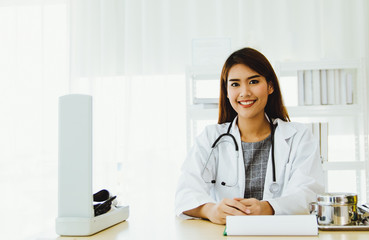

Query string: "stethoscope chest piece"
[[269, 182, 280, 194]]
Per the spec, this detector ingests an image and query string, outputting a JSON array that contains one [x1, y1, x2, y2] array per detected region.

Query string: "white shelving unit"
[[185, 65, 221, 149], [186, 59, 369, 203], [275, 59, 368, 203]]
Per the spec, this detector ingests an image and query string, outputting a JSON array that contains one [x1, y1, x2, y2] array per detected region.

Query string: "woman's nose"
[[240, 85, 251, 97]]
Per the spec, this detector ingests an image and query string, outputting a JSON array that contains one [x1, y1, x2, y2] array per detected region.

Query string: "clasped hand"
[[207, 198, 274, 224]]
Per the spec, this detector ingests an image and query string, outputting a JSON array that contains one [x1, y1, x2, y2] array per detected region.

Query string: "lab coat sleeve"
[[175, 126, 217, 219], [267, 126, 324, 215]]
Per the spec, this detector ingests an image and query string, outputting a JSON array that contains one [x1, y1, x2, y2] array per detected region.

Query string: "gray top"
[[241, 134, 271, 200]]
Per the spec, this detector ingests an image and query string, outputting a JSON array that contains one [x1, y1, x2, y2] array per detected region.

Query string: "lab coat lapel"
[[228, 117, 246, 198], [264, 119, 297, 199]]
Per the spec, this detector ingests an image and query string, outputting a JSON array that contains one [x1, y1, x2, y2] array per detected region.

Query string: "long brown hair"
[[218, 47, 289, 124]]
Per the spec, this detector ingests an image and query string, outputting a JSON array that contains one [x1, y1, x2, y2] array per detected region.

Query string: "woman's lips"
[[238, 100, 256, 108]]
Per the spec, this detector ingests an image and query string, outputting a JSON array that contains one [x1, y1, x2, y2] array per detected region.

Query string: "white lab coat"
[[175, 117, 324, 219]]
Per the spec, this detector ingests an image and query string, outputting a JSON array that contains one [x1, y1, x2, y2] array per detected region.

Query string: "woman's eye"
[[230, 82, 239, 87], [249, 79, 259, 84]]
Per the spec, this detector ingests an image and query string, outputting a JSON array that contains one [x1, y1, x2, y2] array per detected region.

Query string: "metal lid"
[[317, 192, 357, 205]]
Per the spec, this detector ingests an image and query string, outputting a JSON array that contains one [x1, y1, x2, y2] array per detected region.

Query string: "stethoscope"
[[201, 117, 280, 194]]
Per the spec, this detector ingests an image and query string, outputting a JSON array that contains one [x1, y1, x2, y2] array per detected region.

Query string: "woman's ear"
[[268, 82, 274, 95]]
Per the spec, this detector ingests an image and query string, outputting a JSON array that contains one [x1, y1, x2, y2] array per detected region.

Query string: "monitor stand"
[[56, 94, 129, 236]]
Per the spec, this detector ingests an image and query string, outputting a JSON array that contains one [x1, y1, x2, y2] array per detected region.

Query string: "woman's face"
[[227, 64, 273, 121]]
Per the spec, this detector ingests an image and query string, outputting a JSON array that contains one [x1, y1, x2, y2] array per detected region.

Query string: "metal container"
[[309, 201, 318, 216], [315, 193, 358, 226]]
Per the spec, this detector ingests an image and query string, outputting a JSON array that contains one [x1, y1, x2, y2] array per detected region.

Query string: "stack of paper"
[[225, 215, 318, 236]]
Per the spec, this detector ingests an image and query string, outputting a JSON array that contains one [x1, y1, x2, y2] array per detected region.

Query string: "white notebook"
[[225, 215, 318, 236]]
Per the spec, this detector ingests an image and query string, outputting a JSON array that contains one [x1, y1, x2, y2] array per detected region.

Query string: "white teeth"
[[239, 101, 254, 105]]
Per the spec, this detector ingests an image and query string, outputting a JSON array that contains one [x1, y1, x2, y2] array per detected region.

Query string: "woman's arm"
[[175, 126, 217, 219], [183, 199, 249, 225]]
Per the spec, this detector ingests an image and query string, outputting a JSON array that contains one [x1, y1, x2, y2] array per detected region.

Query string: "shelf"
[[275, 59, 361, 76], [188, 105, 218, 120], [193, 98, 218, 104], [322, 161, 365, 171], [287, 104, 362, 117]]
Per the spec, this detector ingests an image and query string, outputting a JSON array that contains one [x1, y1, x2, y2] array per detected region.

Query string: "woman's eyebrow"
[[228, 78, 240, 82], [228, 75, 261, 81], [247, 74, 261, 80]]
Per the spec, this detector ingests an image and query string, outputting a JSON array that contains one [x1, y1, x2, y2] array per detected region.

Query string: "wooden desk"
[[39, 208, 369, 240]]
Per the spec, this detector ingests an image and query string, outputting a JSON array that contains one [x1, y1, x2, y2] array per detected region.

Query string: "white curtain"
[[69, 0, 369, 77], [0, 1, 68, 239], [0, 0, 368, 239]]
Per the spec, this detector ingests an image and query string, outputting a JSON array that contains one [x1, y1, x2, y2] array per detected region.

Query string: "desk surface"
[[38, 208, 369, 240]]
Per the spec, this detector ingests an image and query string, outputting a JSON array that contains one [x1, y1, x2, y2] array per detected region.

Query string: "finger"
[[233, 197, 253, 213], [222, 204, 247, 216], [238, 198, 258, 206], [244, 202, 263, 215], [238, 199, 260, 214], [233, 198, 252, 212], [223, 199, 248, 214], [225, 198, 248, 212], [244, 207, 252, 215]]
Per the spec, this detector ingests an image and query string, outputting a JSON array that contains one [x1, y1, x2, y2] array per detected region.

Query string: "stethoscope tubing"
[[202, 117, 279, 193], [270, 120, 276, 182], [211, 123, 239, 151]]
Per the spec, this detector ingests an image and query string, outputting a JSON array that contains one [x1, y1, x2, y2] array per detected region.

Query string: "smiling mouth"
[[238, 100, 256, 107]]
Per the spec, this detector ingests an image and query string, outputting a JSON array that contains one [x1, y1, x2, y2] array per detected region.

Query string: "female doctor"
[[175, 47, 324, 224]]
